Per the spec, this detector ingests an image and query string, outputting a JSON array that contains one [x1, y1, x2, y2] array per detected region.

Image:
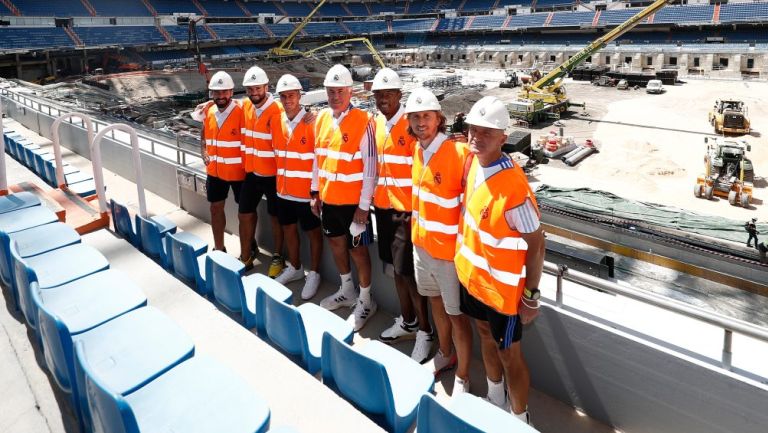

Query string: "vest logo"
[[230, 128, 238, 136], [342, 132, 349, 143], [397, 136, 406, 146], [481, 205, 490, 220], [300, 136, 307, 145], [434, 172, 442, 185]]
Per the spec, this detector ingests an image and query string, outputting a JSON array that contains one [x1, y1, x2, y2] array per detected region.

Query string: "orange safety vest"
[[204, 102, 245, 182], [372, 112, 416, 212], [412, 136, 469, 261], [315, 107, 371, 205], [242, 96, 283, 176], [274, 111, 315, 201], [455, 157, 539, 315]]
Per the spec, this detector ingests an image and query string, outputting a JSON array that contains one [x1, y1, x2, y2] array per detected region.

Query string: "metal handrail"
[[51, 113, 95, 188], [0, 96, 7, 194], [544, 261, 768, 370], [91, 124, 147, 217]]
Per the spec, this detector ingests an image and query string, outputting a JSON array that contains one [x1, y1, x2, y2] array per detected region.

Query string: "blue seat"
[[417, 393, 538, 433], [110, 199, 138, 246], [78, 350, 272, 433], [13, 243, 110, 329], [0, 191, 40, 214], [20, 142, 41, 168], [206, 251, 292, 332], [321, 334, 435, 433], [33, 151, 56, 178], [44, 163, 78, 188], [0, 222, 80, 310], [0, 205, 57, 233], [136, 214, 177, 269], [166, 231, 208, 294], [67, 178, 99, 198], [259, 287, 353, 374]]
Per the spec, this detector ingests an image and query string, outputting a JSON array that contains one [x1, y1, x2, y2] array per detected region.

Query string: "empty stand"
[[719, 2, 768, 23], [14, 0, 88, 16], [209, 24, 269, 40], [346, 2, 368, 16], [89, 0, 152, 16], [267, 23, 297, 37], [391, 18, 436, 32], [654, 5, 714, 24], [549, 11, 594, 27], [436, 17, 467, 31], [0, 27, 74, 50], [74, 26, 166, 46], [198, 0, 248, 16], [152, 0, 200, 14], [461, 0, 500, 12], [304, 21, 349, 36], [506, 13, 548, 29], [468, 14, 505, 29], [343, 20, 389, 34]]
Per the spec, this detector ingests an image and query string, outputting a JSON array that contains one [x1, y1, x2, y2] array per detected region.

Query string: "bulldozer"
[[694, 137, 754, 207], [708, 99, 751, 135]]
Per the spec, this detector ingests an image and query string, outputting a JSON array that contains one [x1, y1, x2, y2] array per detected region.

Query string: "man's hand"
[[310, 197, 322, 218], [202, 150, 210, 166], [353, 207, 369, 225], [518, 298, 540, 325], [195, 100, 214, 113], [302, 110, 317, 125]]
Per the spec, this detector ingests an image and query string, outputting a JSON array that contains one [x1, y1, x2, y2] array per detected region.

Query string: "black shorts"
[[460, 284, 522, 350], [206, 176, 242, 204], [239, 173, 278, 215], [276, 196, 320, 231], [321, 203, 373, 249], [374, 207, 414, 276]]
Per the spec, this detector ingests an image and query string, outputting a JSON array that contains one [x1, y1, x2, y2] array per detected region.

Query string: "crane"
[[188, 17, 210, 82], [520, 0, 675, 105], [269, 0, 329, 58], [302, 37, 386, 68]]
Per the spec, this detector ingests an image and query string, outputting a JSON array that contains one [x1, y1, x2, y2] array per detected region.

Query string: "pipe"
[[91, 124, 147, 217], [0, 95, 7, 194], [560, 146, 583, 162], [51, 113, 95, 188], [565, 146, 597, 166]]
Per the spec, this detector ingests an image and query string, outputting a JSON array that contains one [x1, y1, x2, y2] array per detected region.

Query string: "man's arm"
[[357, 119, 378, 211], [200, 125, 209, 166], [518, 227, 545, 324]]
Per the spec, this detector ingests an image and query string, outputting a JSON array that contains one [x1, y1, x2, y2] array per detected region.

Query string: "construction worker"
[[311, 64, 377, 331], [370, 68, 433, 362], [272, 74, 322, 299], [407, 87, 474, 394], [455, 96, 545, 425], [240, 66, 285, 274], [746, 217, 759, 248], [196, 71, 244, 252]]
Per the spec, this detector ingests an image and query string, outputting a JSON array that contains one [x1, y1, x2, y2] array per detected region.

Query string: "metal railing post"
[[91, 124, 147, 217], [51, 113, 95, 188], [0, 96, 8, 194], [556, 264, 568, 307], [722, 329, 733, 371]]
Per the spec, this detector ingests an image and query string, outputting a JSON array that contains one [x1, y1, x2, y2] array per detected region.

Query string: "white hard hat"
[[243, 65, 269, 86], [208, 71, 234, 90], [404, 87, 441, 114], [371, 67, 402, 91], [465, 96, 510, 131], [323, 64, 353, 88], [276, 74, 303, 93]]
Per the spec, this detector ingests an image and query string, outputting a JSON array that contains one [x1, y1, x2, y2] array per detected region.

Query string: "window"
[[462, 54, 466, 60], [518, 54, 523, 61], [647, 56, 653, 65], [747, 58, 754, 69], [550, 55, 556, 62], [693, 57, 700, 67], [669, 57, 677, 66], [605, 55, 610, 64], [624, 56, 632, 64], [719, 58, 728, 67], [586, 56, 592, 63]]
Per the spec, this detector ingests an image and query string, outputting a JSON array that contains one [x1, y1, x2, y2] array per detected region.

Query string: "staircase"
[[260, 23, 274, 38], [272, 1, 288, 16], [340, 2, 352, 16], [387, 20, 393, 33], [531, 0, 538, 10], [404, 1, 410, 14], [156, 23, 174, 43], [544, 12, 554, 26], [79, 0, 97, 16], [591, 10, 601, 27], [141, 0, 158, 17], [647, 13, 655, 24], [464, 15, 475, 30], [339, 21, 352, 35], [192, 0, 208, 16], [203, 23, 218, 40], [712, 3, 720, 24], [64, 26, 84, 47], [0, 0, 21, 16], [492, 0, 502, 9], [236, 0, 252, 17]]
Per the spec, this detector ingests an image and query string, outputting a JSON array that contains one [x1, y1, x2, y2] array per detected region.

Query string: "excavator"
[[511, 0, 675, 122]]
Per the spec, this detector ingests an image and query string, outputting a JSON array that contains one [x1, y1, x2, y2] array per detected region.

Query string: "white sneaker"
[[514, 410, 532, 426], [452, 376, 470, 397], [320, 286, 357, 310], [275, 263, 304, 285], [348, 298, 377, 332], [379, 316, 419, 343], [483, 394, 511, 412], [423, 349, 457, 376], [301, 271, 321, 300], [410, 330, 434, 364]]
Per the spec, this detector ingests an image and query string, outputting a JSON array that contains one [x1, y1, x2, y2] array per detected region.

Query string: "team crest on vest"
[[434, 172, 442, 184], [397, 136, 406, 146], [230, 128, 238, 135], [481, 205, 490, 220], [300, 136, 307, 145], [342, 132, 349, 142]]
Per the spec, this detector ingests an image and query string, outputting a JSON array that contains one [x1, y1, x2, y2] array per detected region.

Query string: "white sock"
[[487, 377, 506, 406], [514, 408, 530, 425], [359, 285, 371, 304], [340, 272, 353, 291]]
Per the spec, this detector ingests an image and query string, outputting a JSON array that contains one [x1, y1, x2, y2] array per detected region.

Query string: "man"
[[272, 74, 322, 299], [196, 71, 244, 253], [311, 64, 377, 331], [240, 66, 285, 274], [407, 87, 474, 394], [455, 96, 545, 425], [746, 217, 759, 248], [371, 68, 432, 362]]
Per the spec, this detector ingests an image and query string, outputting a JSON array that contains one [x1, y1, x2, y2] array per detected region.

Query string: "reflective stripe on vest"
[[315, 108, 371, 205], [275, 114, 315, 201], [455, 158, 539, 315], [411, 138, 468, 260], [204, 103, 245, 182], [242, 97, 282, 176], [373, 113, 416, 212]]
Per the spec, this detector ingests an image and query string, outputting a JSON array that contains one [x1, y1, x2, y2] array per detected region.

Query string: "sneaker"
[[379, 316, 419, 343], [452, 376, 470, 397], [319, 286, 357, 310], [483, 394, 511, 412], [301, 271, 321, 300], [275, 263, 304, 285], [410, 330, 434, 364], [484, 378, 510, 411], [268, 255, 285, 278], [514, 410, 532, 426], [424, 349, 457, 376], [348, 298, 377, 332], [239, 253, 255, 272]]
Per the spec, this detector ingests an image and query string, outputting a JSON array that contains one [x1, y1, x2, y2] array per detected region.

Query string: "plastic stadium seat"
[[165, 231, 208, 294], [20, 142, 41, 168], [321, 334, 435, 433], [0, 191, 40, 214], [13, 243, 110, 329], [67, 179, 99, 198], [206, 251, 292, 332], [0, 222, 80, 309], [417, 393, 539, 433], [78, 349, 272, 433], [136, 214, 177, 269], [259, 287, 353, 374], [0, 205, 58, 233], [44, 162, 79, 187], [110, 199, 138, 246]]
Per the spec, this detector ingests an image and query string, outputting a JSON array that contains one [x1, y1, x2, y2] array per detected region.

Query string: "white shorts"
[[414, 245, 461, 316]]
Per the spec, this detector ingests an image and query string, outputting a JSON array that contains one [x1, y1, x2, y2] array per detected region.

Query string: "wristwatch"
[[310, 190, 319, 198], [523, 287, 540, 301]]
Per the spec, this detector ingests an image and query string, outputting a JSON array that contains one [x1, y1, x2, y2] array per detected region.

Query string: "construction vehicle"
[[512, 0, 674, 118], [188, 17, 211, 82], [269, 0, 328, 58], [709, 99, 751, 135], [302, 37, 385, 69], [694, 137, 754, 207], [499, 70, 519, 88]]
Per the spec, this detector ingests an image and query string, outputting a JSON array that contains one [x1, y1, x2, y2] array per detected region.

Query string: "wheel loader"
[[708, 99, 750, 135]]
